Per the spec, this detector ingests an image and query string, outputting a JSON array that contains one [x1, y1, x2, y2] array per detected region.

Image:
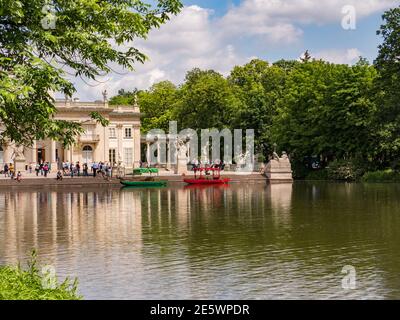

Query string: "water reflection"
[[0, 183, 400, 299]]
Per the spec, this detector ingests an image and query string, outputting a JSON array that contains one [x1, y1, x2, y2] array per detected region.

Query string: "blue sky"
[[72, 0, 398, 101]]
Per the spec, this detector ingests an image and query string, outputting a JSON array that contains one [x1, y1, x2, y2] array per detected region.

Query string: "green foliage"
[[228, 59, 286, 157], [305, 169, 329, 181], [174, 68, 241, 130], [139, 81, 178, 132], [109, 89, 138, 106], [325, 159, 366, 181], [0, 0, 183, 146], [272, 59, 378, 162], [373, 5, 400, 167], [362, 169, 400, 182], [0, 251, 81, 300]]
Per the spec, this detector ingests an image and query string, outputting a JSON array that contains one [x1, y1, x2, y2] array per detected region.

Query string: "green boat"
[[120, 180, 167, 187]]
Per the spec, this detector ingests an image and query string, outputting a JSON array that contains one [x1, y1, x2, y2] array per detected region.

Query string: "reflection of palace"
[[0, 189, 143, 265], [0, 97, 141, 169], [0, 184, 294, 265]]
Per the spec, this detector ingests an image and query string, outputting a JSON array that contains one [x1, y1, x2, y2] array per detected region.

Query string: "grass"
[[0, 251, 81, 300], [362, 169, 400, 183]]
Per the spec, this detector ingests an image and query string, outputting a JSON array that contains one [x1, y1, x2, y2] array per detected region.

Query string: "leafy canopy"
[[0, 0, 182, 146]]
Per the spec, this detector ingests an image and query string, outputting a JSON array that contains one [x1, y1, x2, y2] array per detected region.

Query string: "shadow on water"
[[0, 181, 400, 299]]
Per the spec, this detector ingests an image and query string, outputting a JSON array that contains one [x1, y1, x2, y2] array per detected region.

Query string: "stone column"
[[31, 141, 37, 164], [117, 124, 123, 164], [50, 140, 57, 169], [133, 126, 141, 169], [157, 143, 161, 165], [70, 146, 73, 162], [3, 144, 12, 165], [103, 126, 109, 164], [166, 141, 171, 170], [64, 148, 69, 162], [146, 142, 151, 165]]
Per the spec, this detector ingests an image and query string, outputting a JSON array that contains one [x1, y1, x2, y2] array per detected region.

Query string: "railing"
[[79, 134, 100, 142]]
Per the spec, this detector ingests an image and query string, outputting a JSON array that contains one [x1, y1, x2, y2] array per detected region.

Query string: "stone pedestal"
[[14, 158, 26, 173], [265, 153, 293, 182], [175, 156, 188, 175]]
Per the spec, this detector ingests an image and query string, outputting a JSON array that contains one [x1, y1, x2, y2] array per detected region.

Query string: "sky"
[[70, 0, 399, 101]]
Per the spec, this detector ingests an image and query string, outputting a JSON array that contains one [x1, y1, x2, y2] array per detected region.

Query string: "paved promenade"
[[0, 170, 267, 187]]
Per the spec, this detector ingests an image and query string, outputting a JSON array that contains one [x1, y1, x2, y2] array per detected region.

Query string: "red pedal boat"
[[184, 167, 231, 185]]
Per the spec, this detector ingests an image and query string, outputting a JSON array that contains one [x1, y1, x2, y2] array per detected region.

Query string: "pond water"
[[0, 182, 400, 300]]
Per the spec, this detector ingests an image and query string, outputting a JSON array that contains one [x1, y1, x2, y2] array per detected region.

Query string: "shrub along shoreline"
[[303, 168, 400, 183], [0, 252, 81, 300]]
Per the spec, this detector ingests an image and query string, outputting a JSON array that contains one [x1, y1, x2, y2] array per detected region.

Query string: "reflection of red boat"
[[184, 168, 231, 185], [184, 183, 230, 190]]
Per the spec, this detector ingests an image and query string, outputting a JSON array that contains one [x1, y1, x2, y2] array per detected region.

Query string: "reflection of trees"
[[1, 183, 400, 298]]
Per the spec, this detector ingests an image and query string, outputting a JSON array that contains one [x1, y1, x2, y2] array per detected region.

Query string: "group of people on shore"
[[191, 159, 226, 171], [60, 161, 113, 180], [2, 160, 115, 182], [2, 163, 22, 182]]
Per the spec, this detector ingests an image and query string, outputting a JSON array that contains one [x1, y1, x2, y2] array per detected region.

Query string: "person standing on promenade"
[[43, 162, 49, 177], [16, 171, 22, 182], [28, 163, 32, 174], [3, 163, 9, 177], [76, 162, 81, 177], [70, 162, 74, 178], [35, 163, 40, 176], [39, 161, 44, 176], [9, 163, 14, 179], [92, 162, 98, 178], [83, 163, 88, 176]]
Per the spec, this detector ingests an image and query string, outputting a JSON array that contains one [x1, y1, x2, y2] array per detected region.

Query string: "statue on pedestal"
[[13, 145, 26, 173], [174, 136, 190, 175], [13, 145, 25, 161], [265, 150, 293, 182]]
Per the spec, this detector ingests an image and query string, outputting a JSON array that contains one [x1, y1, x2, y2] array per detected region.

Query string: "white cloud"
[[70, 0, 397, 100], [314, 48, 363, 64], [218, 0, 397, 42]]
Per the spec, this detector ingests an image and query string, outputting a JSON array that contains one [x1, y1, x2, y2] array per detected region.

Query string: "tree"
[[228, 59, 287, 158], [0, 0, 182, 146], [137, 81, 178, 133], [374, 5, 400, 167], [272, 59, 378, 164], [109, 89, 139, 106], [300, 50, 312, 63], [174, 68, 241, 130]]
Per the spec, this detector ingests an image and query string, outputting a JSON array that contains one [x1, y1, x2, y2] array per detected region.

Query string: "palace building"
[[0, 97, 142, 170]]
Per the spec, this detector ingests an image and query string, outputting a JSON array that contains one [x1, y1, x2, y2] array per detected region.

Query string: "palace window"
[[124, 127, 132, 139], [109, 149, 116, 165], [82, 145, 93, 164], [109, 127, 116, 139], [123, 148, 133, 166]]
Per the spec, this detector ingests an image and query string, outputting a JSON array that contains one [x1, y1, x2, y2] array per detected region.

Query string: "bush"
[[305, 169, 329, 180], [326, 159, 365, 181], [0, 251, 81, 300], [292, 161, 310, 179], [362, 169, 400, 182]]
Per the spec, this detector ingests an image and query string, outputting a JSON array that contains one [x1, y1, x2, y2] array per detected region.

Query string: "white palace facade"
[[0, 98, 142, 169]]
